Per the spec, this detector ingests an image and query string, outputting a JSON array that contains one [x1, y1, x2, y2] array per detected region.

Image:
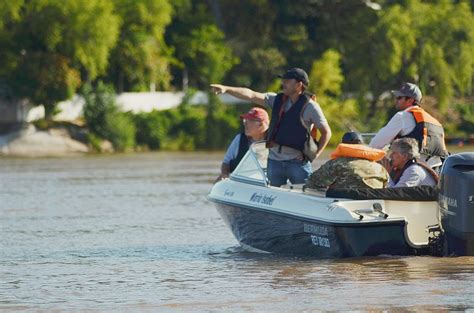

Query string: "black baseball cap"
[[342, 131, 364, 144], [278, 68, 309, 86]]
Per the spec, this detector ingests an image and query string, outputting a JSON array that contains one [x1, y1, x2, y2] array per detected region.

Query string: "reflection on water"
[[1, 152, 474, 311]]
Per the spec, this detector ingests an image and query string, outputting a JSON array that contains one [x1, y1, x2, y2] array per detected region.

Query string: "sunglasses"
[[396, 96, 413, 100], [243, 119, 261, 124]]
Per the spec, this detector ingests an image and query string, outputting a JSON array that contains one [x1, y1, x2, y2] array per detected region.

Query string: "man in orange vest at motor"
[[369, 82, 448, 169]]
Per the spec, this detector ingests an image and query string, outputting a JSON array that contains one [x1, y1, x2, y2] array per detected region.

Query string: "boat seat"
[[326, 186, 438, 201], [279, 183, 305, 191]]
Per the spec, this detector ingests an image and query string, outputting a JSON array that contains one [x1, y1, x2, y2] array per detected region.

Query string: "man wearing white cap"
[[369, 82, 448, 167]]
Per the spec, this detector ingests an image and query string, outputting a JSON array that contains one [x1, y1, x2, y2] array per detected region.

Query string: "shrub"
[[82, 82, 117, 138], [133, 111, 171, 150], [209, 110, 241, 149], [170, 106, 207, 149], [130, 104, 243, 151], [86, 133, 103, 152], [82, 82, 136, 151], [105, 112, 136, 151]]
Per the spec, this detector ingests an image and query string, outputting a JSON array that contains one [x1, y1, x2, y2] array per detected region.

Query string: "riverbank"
[[1, 122, 472, 158], [0, 124, 89, 157]]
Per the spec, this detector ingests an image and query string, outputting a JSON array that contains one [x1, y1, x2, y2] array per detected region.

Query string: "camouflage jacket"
[[305, 157, 389, 190]]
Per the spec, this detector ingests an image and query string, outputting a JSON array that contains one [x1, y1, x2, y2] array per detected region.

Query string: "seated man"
[[383, 137, 438, 188], [214, 107, 269, 183], [305, 132, 389, 190]]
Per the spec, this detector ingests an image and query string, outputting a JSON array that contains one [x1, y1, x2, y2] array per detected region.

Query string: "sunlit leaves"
[[309, 49, 344, 98], [309, 50, 359, 142], [11, 52, 80, 117], [368, 0, 474, 109], [109, 0, 174, 91], [0, 0, 119, 110], [185, 24, 238, 84], [0, 0, 24, 30]]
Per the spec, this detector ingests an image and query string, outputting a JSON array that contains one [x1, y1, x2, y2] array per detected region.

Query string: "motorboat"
[[207, 142, 474, 258]]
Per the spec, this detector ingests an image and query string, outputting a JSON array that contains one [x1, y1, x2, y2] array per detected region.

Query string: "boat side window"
[[251, 141, 268, 169], [231, 141, 268, 184]]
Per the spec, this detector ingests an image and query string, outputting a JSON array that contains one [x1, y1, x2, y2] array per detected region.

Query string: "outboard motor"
[[438, 153, 474, 255]]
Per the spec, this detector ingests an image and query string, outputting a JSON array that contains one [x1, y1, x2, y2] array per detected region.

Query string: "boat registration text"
[[304, 223, 331, 248]]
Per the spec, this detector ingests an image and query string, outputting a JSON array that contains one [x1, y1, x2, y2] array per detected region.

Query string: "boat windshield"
[[230, 141, 268, 185]]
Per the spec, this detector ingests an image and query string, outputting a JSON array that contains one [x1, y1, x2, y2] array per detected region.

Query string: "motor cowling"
[[438, 152, 474, 255]]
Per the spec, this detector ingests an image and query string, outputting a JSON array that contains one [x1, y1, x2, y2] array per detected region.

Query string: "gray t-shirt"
[[264, 92, 329, 161]]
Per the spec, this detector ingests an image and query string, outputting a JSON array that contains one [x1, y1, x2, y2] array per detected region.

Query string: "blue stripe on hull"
[[216, 203, 418, 258]]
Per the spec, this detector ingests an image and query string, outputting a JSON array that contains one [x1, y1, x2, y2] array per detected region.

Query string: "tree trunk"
[[43, 103, 56, 121], [206, 0, 225, 32]]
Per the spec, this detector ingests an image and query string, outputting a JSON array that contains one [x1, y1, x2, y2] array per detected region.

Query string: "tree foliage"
[[0, 0, 119, 117], [1, 0, 474, 143], [82, 82, 135, 151], [185, 24, 238, 85], [309, 50, 359, 142], [11, 52, 80, 117], [177, 23, 238, 149], [349, 0, 474, 114], [107, 0, 174, 92]]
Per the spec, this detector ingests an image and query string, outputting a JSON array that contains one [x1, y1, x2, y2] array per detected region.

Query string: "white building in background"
[[0, 98, 32, 126], [23, 91, 243, 123]]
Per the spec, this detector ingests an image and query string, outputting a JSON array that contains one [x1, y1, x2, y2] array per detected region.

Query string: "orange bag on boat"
[[330, 143, 386, 161]]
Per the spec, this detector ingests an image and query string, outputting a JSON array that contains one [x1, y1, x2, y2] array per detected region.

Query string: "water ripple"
[[1, 153, 474, 310]]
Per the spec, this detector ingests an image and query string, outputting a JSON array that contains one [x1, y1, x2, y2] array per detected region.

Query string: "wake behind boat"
[[207, 142, 474, 258]]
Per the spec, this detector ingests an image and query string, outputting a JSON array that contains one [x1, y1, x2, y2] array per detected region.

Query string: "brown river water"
[[1, 151, 474, 311]]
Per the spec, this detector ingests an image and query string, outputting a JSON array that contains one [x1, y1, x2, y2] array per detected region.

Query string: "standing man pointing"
[[211, 67, 332, 187]]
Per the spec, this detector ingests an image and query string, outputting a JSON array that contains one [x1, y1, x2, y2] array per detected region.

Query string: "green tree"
[[216, 1, 280, 88], [0, 1, 23, 29], [183, 24, 238, 149], [184, 24, 238, 87], [11, 53, 81, 117], [309, 50, 359, 143], [0, 0, 119, 118], [107, 0, 174, 93], [82, 82, 135, 151], [0, 0, 27, 81], [134, 111, 171, 150], [347, 0, 474, 119], [166, 1, 215, 89], [242, 47, 286, 91]]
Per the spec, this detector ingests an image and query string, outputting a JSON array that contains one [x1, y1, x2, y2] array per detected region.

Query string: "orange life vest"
[[330, 143, 386, 161], [400, 106, 448, 157]]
